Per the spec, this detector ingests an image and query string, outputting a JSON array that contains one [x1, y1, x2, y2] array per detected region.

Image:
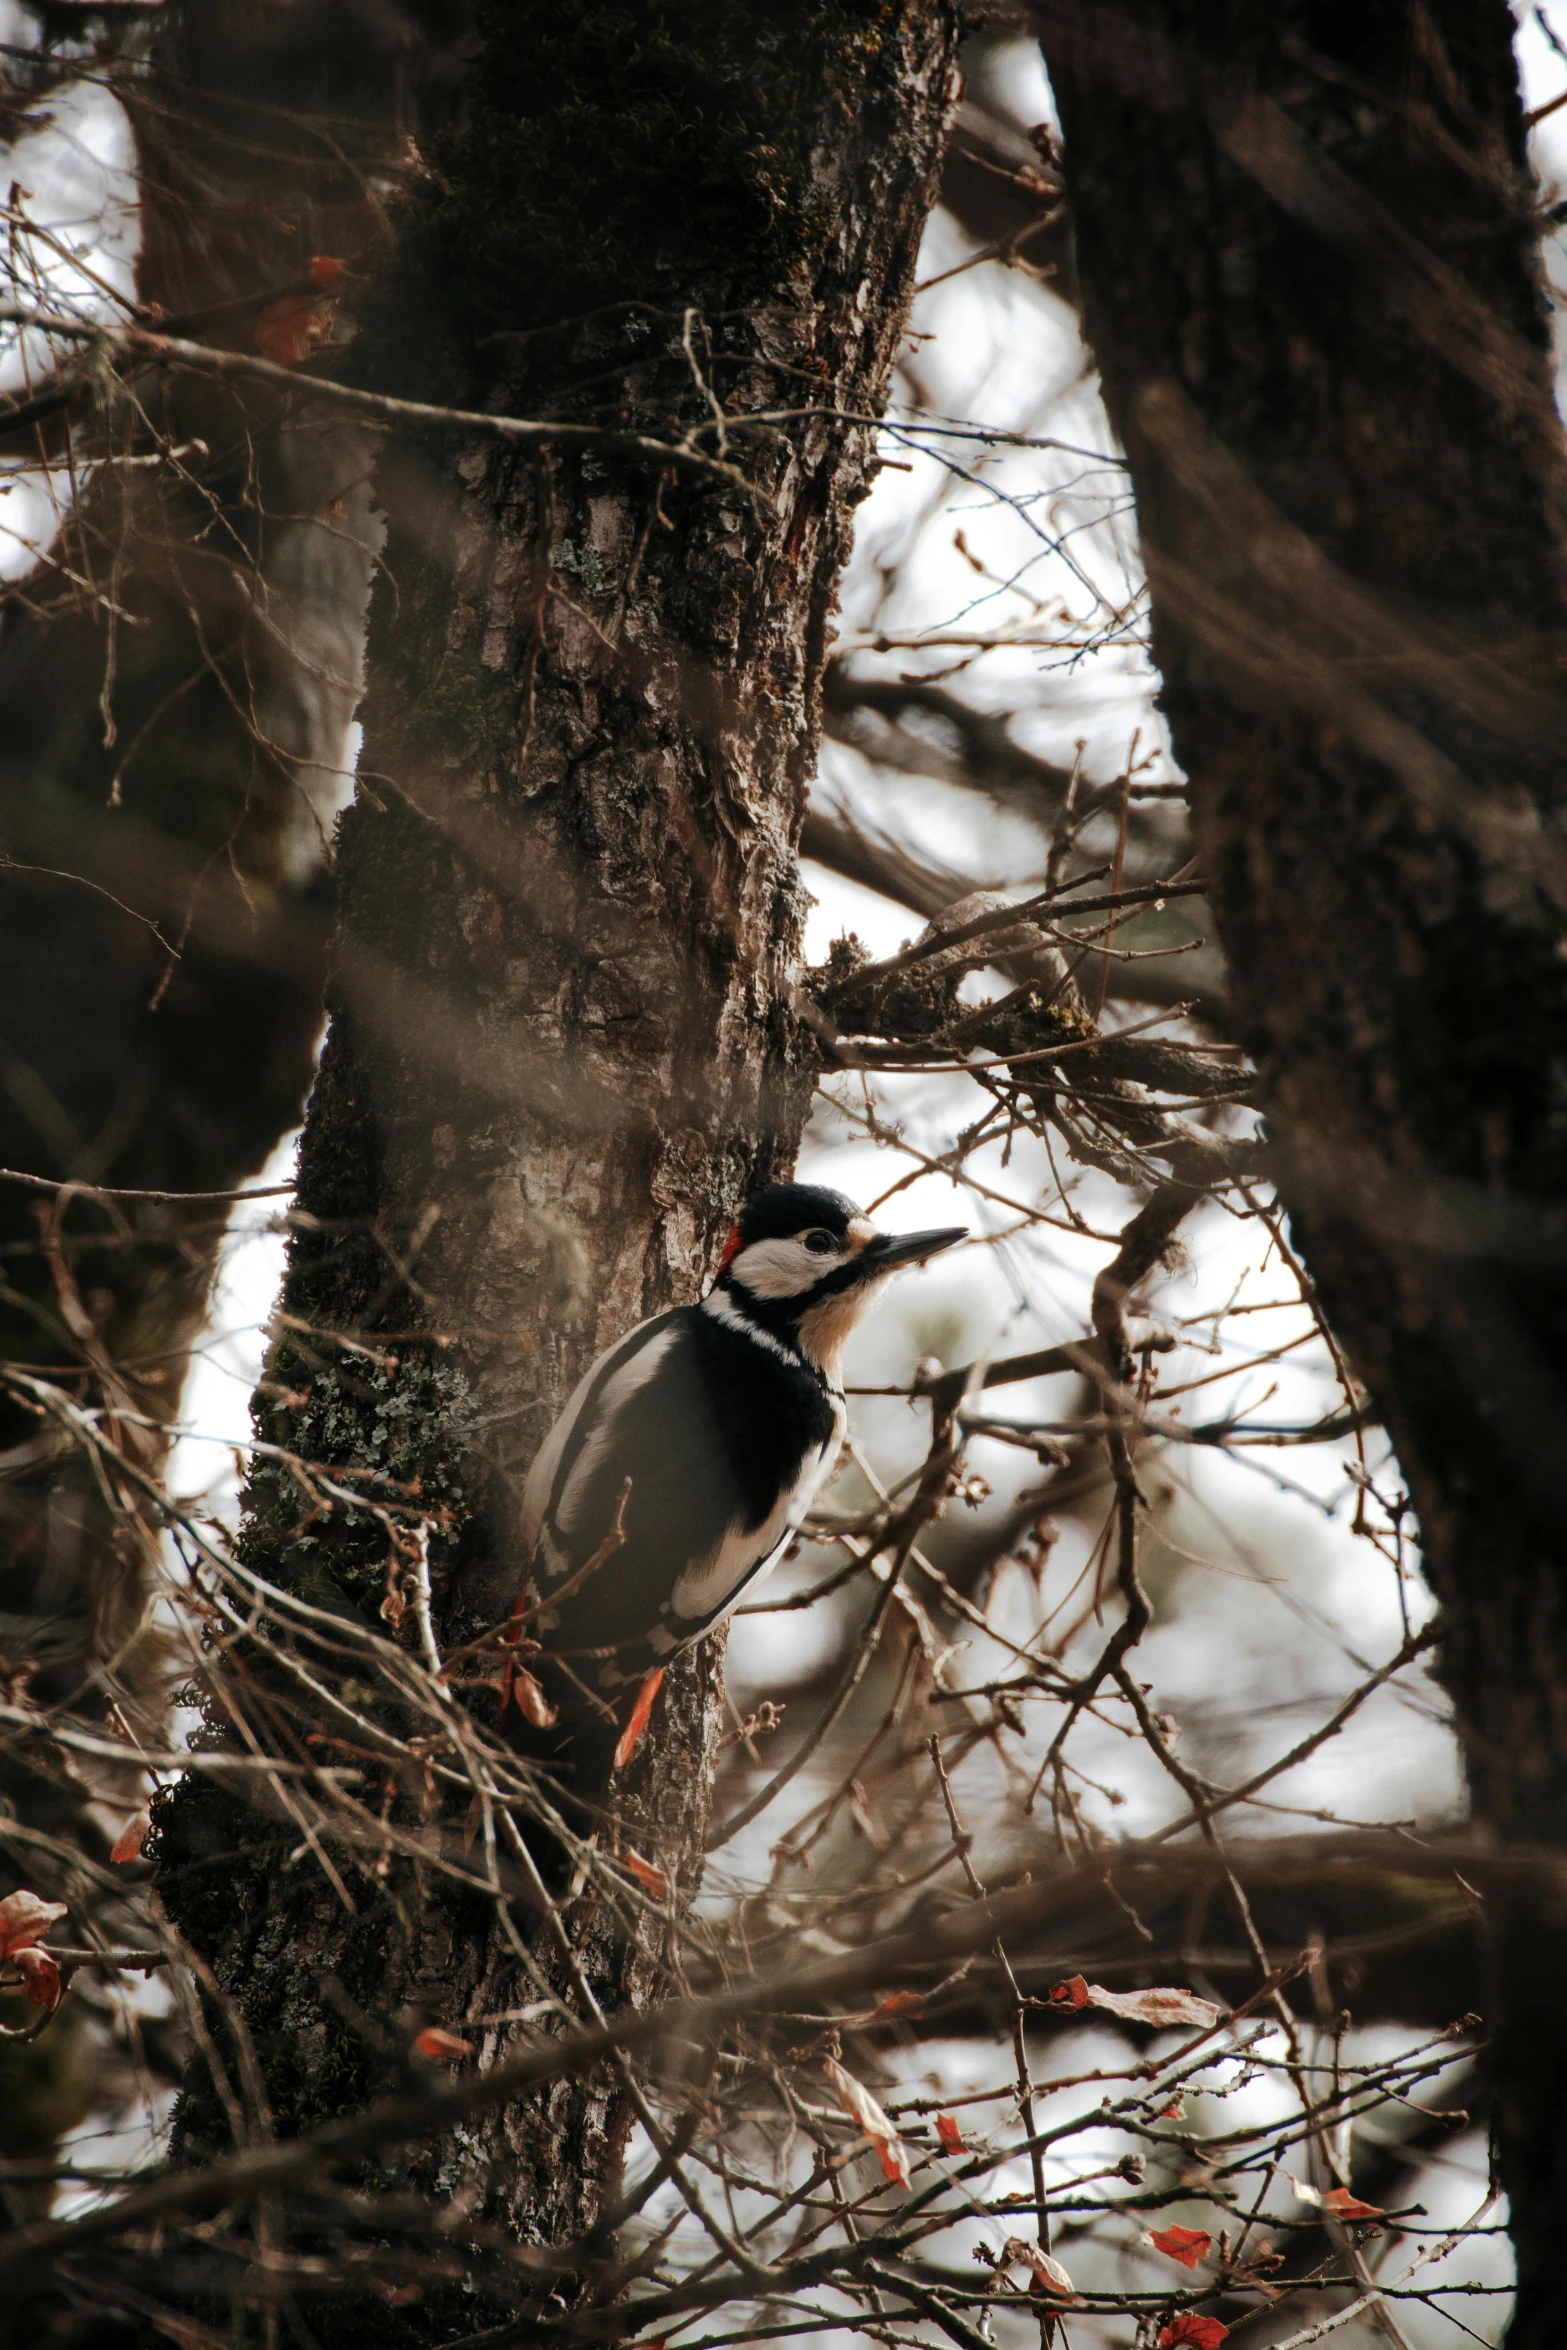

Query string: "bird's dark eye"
[[802, 1229, 839, 1255]]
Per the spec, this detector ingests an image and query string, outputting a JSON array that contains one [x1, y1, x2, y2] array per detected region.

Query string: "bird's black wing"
[[528, 1308, 756, 1684]]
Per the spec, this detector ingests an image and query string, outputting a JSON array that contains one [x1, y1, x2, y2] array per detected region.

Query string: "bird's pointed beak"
[[861, 1224, 968, 1275]]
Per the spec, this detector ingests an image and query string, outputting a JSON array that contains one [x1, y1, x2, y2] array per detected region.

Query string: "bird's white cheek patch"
[[731, 1234, 836, 1298]]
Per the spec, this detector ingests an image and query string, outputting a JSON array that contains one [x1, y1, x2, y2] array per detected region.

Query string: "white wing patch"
[[520, 1317, 675, 1571], [667, 1400, 845, 1625]]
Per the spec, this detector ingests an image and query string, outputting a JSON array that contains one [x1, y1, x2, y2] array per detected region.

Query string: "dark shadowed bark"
[[1035, 1, 1567, 2330], [0, 1, 470, 1828], [155, 0, 960, 2326], [0, 3, 471, 2198]]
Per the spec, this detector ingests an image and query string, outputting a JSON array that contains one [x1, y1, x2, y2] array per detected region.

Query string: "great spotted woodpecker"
[[513, 1184, 964, 1776]]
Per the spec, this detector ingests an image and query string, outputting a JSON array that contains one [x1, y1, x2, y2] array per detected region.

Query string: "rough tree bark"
[[156, 0, 960, 2327], [1036, 2, 1567, 2331]]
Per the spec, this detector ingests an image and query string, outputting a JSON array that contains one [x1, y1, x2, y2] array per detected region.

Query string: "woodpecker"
[[512, 1183, 965, 1777]]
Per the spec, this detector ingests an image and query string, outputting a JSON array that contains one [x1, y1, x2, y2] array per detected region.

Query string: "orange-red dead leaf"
[[498, 1593, 527, 1714], [508, 1665, 557, 1729], [1000, 2238, 1078, 2301], [0, 1890, 66, 1957], [110, 1812, 151, 1864], [935, 2112, 966, 2153], [413, 2026, 474, 2060], [1150, 2224, 1212, 2268], [872, 1990, 923, 2020], [1159, 2320, 1228, 2349], [825, 2056, 912, 2188], [11, 1945, 61, 2008], [613, 1667, 666, 1770], [1321, 2186, 1385, 2221], [623, 1847, 668, 1898], [256, 294, 336, 365], [1290, 2177, 1385, 2221], [307, 255, 347, 288], [1047, 1973, 1089, 2010], [1161, 2097, 1188, 2120]]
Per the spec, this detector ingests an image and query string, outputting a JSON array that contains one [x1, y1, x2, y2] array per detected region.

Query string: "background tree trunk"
[[0, 0, 472, 1828], [156, 0, 960, 2326], [0, 0, 468, 2203], [1036, 1, 1567, 2331]]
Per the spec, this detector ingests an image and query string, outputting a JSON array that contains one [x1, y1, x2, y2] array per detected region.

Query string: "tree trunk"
[[156, 0, 959, 2327], [1035, 2, 1567, 2331]]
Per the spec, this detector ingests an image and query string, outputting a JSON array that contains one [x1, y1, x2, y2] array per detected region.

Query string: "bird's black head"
[[729, 1183, 858, 1256], [708, 1182, 966, 1374]]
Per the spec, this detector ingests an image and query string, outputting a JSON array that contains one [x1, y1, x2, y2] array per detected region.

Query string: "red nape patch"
[[717, 1225, 743, 1274]]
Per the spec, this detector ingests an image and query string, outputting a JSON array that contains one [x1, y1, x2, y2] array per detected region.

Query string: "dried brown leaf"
[[623, 1847, 668, 1898], [11, 1945, 61, 2008], [1000, 2237, 1079, 2300], [613, 1666, 665, 1770], [825, 2056, 912, 2188], [256, 294, 336, 365], [508, 1665, 558, 1729], [110, 1812, 151, 1864], [0, 1890, 66, 1958], [1052, 1977, 1222, 2030], [413, 2026, 474, 2060], [1150, 2223, 1212, 2268]]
